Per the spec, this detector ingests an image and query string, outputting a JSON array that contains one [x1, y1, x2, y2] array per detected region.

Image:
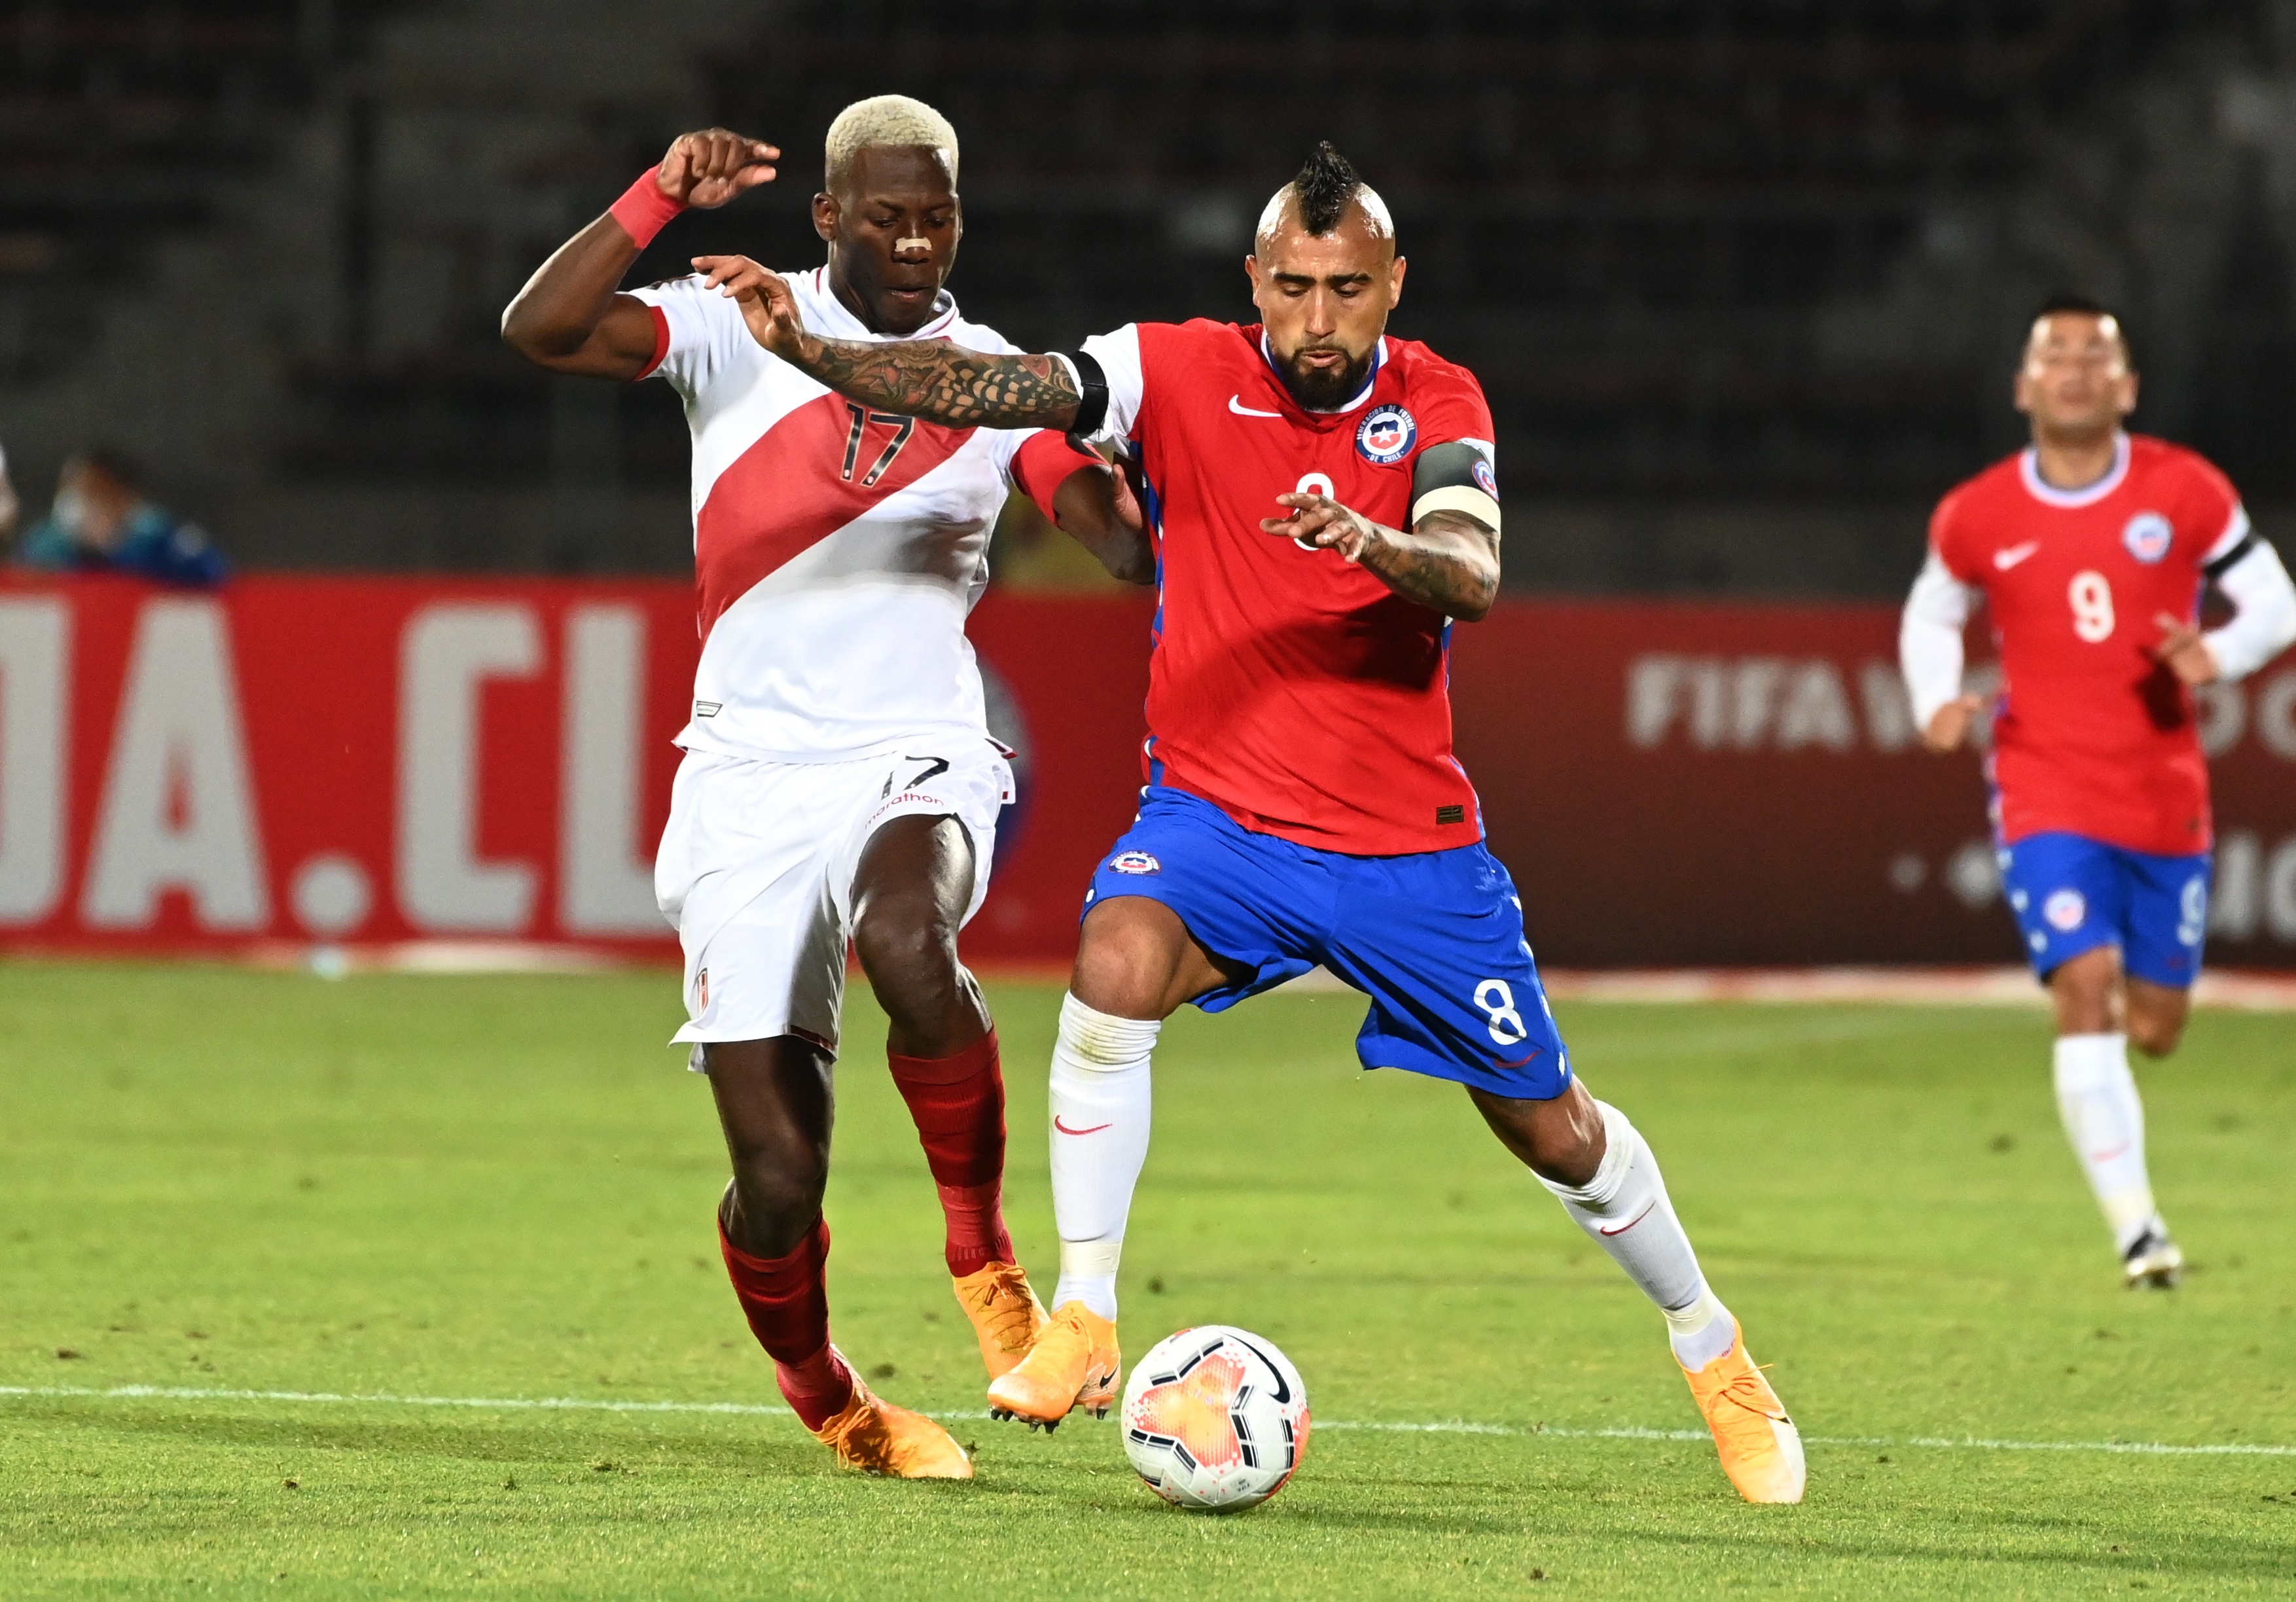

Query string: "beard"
[[1272, 342, 1376, 410]]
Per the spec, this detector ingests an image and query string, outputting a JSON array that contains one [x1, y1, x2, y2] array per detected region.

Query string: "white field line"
[[3, 1383, 2290, 1459]]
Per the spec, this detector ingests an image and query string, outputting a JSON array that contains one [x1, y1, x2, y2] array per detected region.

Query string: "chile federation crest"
[[1355, 404, 1416, 465]]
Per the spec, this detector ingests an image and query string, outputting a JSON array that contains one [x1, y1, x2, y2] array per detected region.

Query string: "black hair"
[[1291, 141, 1360, 237], [2031, 291, 2135, 369]]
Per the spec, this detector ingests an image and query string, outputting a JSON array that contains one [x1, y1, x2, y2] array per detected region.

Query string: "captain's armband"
[[1410, 441, 1500, 535]]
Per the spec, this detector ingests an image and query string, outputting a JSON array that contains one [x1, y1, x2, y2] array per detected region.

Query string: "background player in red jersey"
[[503, 103, 1146, 1476], [1900, 296, 2296, 1288], [696, 144, 1804, 1504]]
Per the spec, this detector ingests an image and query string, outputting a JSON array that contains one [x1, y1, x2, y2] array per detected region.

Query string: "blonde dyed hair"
[[825, 94, 959, 189]]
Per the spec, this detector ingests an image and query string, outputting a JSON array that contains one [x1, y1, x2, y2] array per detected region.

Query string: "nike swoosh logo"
[[1053, 1117, 1112, 1136], [1598, 1201, 1657, 1237], [1994, 541, 2042, 570], [1227, 395, 1282, 417], [1230, 1334, 1293, 1403], [2090, 1142, 2130, 1162]]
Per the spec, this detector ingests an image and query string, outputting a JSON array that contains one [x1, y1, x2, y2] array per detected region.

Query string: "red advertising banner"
[[0, 575, 1150, 967], [3, 577, 2291, 970], [1452, 603, 2296, 969]]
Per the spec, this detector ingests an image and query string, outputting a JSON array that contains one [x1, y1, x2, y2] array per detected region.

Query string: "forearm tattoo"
[[792, 333, 1081, 428], [1357, 510, 1500, 615]]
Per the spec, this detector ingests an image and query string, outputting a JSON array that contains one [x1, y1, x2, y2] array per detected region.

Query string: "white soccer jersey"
[[628, 268, 1033, 761]]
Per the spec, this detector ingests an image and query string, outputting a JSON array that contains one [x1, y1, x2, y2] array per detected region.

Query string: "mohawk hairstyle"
[[1292, 141, 1361, 236], [1255, 141, 1395, 250]]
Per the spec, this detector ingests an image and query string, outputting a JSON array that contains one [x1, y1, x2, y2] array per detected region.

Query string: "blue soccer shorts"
[[1998, 830, 2212, 988], [1082, 787, 1573, 1099]]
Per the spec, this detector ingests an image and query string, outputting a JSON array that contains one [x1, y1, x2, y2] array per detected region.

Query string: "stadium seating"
[[0, 0, 2281, 585], [0, 1, 400, 382]]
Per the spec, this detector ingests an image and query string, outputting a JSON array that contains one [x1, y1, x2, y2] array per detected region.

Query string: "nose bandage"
[[895, 236, 929, 252]]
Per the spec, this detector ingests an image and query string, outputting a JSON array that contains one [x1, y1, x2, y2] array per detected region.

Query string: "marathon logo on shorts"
[[1356, 404, 1416, 465], [1110, 850, 1161, 875], [2122, 511, 2173, 565], [2043, 889, 2087, 932]]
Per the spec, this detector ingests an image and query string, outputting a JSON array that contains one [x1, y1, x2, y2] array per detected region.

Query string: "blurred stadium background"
[[2, 0, 2294, 972]]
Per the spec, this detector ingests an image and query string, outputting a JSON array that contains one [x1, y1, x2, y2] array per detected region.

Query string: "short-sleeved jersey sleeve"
[[2177, 452, 2250, 567], [1410, 363, 1497, 462], [1927, 486, 1982, 586], [624, 276, 755, 399], [1073, 324, 1147, 448]]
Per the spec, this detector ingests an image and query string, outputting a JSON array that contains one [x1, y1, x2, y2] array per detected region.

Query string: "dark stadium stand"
[[695, 0, 2267, 505], [0, 0, 2286, 587], [0, 1, 399, 381]]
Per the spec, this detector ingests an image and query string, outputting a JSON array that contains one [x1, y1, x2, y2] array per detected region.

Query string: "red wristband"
[[608, 169, 685, 249]]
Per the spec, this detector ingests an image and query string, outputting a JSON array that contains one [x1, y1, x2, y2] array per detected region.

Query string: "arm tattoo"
[[791, 332, 1081, 429], [1355, 510, 1500, 618]]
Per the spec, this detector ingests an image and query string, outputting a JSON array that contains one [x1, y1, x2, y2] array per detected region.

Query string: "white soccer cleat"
[[2122, 1224, 2184, 1289]]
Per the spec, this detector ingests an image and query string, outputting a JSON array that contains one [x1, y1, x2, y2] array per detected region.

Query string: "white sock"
[[2053, 1033, 2159, 1253], [1047, 992, 1158, 1321], [1541, 1101, 1736, 1370]]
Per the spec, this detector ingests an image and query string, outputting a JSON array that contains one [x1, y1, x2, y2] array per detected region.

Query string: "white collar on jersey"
[[1259, 331, 1389, 414], [2018, 431, 2130, 508], [802, 265, 960, 342]]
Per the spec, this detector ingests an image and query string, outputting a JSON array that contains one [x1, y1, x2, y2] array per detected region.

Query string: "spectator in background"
[[14, 449, 227, 586], [0, 441, 19, 538]]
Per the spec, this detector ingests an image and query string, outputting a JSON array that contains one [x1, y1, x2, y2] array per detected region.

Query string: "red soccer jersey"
[[1929, 433, 2248, 855], [1068, 319, 1496, 856]]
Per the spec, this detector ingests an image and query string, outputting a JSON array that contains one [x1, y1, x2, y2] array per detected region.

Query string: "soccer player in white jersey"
[[502, 100, 1148, 1478]]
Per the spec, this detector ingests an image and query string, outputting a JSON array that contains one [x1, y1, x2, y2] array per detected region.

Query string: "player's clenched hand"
[[1263, 492, 1379, 562], [1921, 693, 1988, 753], [692, 255, 808, 360], [2149, 613, 2221, 686], [656, 129, 779, 209]]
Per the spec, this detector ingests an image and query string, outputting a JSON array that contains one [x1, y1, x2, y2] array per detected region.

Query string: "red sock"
[[717, 1213, 855, 1430], [887, 1029, 1016, 1277]]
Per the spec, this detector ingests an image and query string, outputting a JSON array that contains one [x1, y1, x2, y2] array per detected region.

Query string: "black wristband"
[[1064, 348, 1109, 436]]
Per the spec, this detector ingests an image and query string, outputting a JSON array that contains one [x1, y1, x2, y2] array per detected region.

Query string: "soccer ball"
[[1120, 1325, 1310, 1512]]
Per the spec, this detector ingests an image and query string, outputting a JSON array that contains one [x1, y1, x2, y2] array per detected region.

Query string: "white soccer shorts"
[[654, 738, 1014, 1057]]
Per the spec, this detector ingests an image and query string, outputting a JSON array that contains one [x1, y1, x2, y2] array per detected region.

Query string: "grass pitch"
[[1, 963, 2291, 1599]]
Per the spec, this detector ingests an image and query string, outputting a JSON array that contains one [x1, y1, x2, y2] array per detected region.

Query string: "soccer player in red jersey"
[[692, 144, 1804, 1503], [1900, 296, 2296, 1287], [502, 101, 1146, 1476]]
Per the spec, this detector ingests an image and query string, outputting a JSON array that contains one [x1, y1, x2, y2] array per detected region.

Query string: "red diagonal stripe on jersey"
[[694, 391, 975, 640]]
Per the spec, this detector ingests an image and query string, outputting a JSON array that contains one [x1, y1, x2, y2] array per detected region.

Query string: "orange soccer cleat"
[[1678, 1322, 1805, 1504], [952, 1259, 1050, 1380], [985, 1300, 1119, 1431], [812, 1372, 973, 1478]]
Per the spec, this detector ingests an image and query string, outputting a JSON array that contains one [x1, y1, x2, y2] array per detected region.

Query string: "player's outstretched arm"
[[1259, 495, 1500, 620], [502, 130, 779, 380], [693, 256, 1083, 429]]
